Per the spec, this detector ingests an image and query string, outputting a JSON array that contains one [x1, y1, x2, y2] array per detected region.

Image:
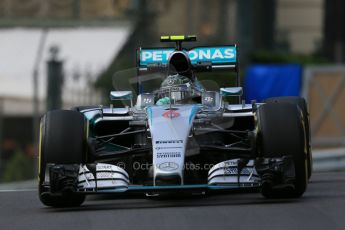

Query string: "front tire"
[[257, 102, 308, 198], [38, 110, 87, 207], [264, 96, 312, 179]]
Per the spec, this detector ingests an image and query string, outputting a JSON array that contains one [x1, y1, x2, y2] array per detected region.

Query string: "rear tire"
[[264, 96, 312, 179], [257, 102, 308, 198], [38, 110, 87, 207]]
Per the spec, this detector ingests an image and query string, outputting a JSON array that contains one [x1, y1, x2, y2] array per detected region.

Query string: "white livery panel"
[[78, 163, 129, 191], [208, 160, 260, 186], [147, 105, 199, 185]]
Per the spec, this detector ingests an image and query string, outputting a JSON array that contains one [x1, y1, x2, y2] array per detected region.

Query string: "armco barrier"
[[312, 148, 345, 172]]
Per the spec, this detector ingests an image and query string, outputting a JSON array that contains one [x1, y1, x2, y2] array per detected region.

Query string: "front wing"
[[46, 160, 261, 195]]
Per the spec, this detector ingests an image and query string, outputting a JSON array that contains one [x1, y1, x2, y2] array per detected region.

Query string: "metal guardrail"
[[312, 148, 345, 172]]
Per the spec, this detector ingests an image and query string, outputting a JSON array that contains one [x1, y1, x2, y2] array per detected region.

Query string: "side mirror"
[[110, 91, 133, 107], [110, 91, 133, 100], [220, 87, 243, 96]]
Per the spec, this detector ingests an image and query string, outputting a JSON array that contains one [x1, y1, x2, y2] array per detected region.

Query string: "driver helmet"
[[160, 74, 193, 102]]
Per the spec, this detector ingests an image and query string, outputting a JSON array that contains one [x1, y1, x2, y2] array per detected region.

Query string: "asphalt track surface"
[[0, 172, 344, 230]]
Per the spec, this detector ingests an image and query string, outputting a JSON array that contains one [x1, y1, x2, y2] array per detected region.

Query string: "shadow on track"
[[46, 188, 301, 213]]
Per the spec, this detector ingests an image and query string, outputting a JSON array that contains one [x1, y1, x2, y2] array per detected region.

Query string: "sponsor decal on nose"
[[162, 110, 180, 119]]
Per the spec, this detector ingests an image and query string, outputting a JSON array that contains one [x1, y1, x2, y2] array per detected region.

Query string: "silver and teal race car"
[[38, 35, 312, 207]]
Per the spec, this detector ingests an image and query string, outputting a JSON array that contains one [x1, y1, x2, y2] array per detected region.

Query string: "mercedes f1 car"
[[38, 35, 312, 207]]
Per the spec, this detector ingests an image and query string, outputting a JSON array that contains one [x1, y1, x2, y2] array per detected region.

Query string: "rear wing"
[[137, 45, 238, 73]]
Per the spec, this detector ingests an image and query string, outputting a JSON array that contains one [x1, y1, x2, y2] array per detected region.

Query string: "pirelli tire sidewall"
[[257, 102, 308, 198], [38, 110, 87, 207]]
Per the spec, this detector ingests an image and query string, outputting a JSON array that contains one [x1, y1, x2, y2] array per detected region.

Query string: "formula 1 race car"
[[38, 35, 312, 207]]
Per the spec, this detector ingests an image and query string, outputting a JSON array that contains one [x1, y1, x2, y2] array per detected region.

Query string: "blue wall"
[[244, 64, 302, 102]]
